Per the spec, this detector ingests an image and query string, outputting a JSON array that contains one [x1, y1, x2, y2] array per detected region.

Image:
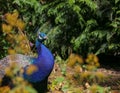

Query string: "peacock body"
[[23, 41, 54, 82], [0, 32, 54, 92], [0, 54, 31, 78]]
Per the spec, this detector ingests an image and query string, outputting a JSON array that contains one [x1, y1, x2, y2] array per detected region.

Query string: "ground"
[[48, 62, 120, 93]]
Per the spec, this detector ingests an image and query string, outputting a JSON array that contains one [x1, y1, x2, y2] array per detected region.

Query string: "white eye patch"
[[38, 35, 42, 40]]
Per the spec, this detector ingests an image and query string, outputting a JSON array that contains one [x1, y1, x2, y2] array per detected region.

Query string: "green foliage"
[[9, 86, 37, 93], [66, 53, 107, 85], [1, 1, 120, 92], [13, 0, 41, 25], [87, 84, 110, 93], [48, 54, 112, 92], [38, 0, 99, 58], [0, 34, 10, 58], [55, 77, 65, 84], [0, 0, 40, 58], [1, 0, 120, 59], [38, 0, 120, 57], [92, 0, 120, 55]]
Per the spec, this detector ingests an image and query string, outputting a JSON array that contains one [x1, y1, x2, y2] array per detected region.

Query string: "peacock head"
[[35, 32, 47, 48], [37, 32, 47, 42]]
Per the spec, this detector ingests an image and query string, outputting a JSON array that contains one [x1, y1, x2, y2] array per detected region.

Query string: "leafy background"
[[0, 0, 120, 93], [1, 0, 120, 58]]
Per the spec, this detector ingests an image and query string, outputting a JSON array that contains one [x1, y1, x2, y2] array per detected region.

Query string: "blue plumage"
[[0, 32, 54, 92], [23, 39, 54, 82]]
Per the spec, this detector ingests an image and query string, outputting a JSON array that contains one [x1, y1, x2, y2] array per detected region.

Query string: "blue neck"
[[36, 40, 54, 62], [36, 40, 42, 55], [23, 40, 54, 82]]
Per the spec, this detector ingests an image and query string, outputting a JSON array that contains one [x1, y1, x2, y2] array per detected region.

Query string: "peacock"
[[0, 32, 54, 92]]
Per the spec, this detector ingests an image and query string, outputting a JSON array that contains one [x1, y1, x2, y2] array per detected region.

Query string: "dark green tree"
[[1, 0, 120, 59]]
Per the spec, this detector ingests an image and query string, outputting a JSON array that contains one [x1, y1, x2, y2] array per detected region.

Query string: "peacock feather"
[[0, 54, 31, 78]]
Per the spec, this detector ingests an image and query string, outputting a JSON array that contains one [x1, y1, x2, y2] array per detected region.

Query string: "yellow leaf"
[[2, 24, 12, 34], [26, 65, 38, 75], [5, 67, 13, 77], [12, 10, 19, 20], [5, 13, 17, 26], [16, 19, 25, 31], [8, 49, 16, 54], [0, 86, 10, 93]]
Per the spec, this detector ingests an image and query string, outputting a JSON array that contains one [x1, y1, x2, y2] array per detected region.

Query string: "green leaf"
[[62, 83, 69, 92], [9, 86, 37, 93], [55, 77, 64, 83], [97, 86, 105, 93], [87, 19, 97, 26], [116, 10, 120, 15], [25, 86, 38, 93], [68, 0, 75, 5], [73, 5, 81, 13], [13, 0, 21, 6], [110, 21, 117, 28], [95, 43, 107, 55], [115, 0, 119, 4]]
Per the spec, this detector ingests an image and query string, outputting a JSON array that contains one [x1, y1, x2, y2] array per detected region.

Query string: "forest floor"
[[48, 62, 120, 93]]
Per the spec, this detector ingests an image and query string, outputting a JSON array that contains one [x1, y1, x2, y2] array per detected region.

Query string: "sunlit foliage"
[[2, 10, 32, 55], [0, 0, 120, 93], [67, 53, 106, 85], [48, 54, 111, 92], [0, 11, 38, 92], [0, 62, 37, 93]]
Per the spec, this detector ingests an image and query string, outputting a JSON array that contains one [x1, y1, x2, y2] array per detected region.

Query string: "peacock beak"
[[44, 36, 48, 40]]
